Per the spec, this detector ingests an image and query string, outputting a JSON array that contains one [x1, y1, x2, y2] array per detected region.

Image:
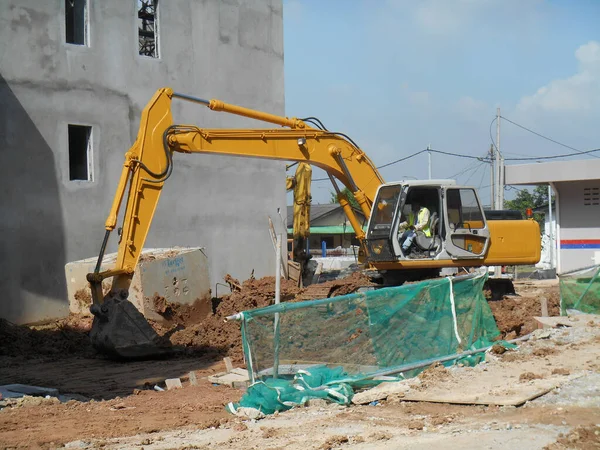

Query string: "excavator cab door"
[[365, 184, 404, 262], [442, 187, 490, 259]]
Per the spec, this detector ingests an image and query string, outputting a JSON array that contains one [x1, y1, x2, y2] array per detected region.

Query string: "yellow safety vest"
[[417, 208, 431, 237]]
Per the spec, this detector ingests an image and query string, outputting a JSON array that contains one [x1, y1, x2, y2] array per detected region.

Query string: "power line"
[[449, 160, 481, 179], [464, 162, 486, 185], [311, 144, 600, 182], [503, 148, 600, 161], [312, 147, 487, 181], [500, 115, 600, 159]]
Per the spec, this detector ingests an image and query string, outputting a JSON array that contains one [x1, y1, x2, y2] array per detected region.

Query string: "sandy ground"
[[1, 277, 599, 449]]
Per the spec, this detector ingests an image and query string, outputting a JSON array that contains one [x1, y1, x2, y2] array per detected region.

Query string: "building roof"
[[286, 204, 365, 225], [505, 159, 600, 185]]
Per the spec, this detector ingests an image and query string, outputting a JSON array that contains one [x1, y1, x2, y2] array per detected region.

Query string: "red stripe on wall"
[[560, 239, 600, 245]]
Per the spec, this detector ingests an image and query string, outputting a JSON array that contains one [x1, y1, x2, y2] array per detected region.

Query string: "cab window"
[[446, 188, 485, 230]]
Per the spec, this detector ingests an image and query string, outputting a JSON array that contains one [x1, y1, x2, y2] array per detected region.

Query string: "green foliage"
[[504, 185, 554, 233], [330, 187, 360, 210]]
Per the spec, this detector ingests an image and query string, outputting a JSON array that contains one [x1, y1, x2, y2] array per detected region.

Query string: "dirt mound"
[[158, 273, 371, 363], [416, 362, 451, 390], [0, 272, 370, 363], [164, 277, 312, 363], [544, 425, 600, 449], [488, 286, 560, 338], [0, 315, 94, 359]]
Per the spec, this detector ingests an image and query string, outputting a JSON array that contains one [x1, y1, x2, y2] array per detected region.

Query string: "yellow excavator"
[[87, 88, 540, 359]]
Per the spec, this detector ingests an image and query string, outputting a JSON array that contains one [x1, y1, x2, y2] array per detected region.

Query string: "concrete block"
[[189, 371, 198, 386], [165, 378, 183, 390], [224, 357, 233, 373], [65, 247, 211, 321]]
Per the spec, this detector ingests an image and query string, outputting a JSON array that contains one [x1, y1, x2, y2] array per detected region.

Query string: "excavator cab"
[[365, 180, 491, 270]]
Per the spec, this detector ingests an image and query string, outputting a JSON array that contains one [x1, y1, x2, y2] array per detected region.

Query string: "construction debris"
[[208, 368, 250, 388], [165, 378, 183, 390]]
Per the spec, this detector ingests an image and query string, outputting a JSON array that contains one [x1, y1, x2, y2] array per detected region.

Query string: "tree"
[[504, 185, 554, 233], [330, 187, 359, 210]]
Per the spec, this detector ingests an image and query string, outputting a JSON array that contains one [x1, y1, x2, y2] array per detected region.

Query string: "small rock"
[[140, 438, 152, 445]]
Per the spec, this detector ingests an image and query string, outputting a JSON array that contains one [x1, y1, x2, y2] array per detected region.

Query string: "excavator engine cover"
[[90, 289, 172, 359]]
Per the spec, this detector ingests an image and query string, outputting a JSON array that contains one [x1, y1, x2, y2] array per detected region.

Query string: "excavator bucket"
[[89, 290, 173, 360]]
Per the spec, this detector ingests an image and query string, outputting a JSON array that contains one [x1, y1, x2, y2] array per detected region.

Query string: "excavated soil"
[[544, 425, 600, 449], [158, 271, 373, 363], [0, 272, 372, 364], [0, 315, 94, 359], [488, 282, 561, 338]]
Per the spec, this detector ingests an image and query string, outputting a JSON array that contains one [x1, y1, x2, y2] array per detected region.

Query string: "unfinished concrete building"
[[0, 0, 285, 324]]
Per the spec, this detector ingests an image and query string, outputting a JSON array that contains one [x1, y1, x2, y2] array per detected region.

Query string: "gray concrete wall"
[[0, 0, 285, 324], [555, 180, 600, 273]]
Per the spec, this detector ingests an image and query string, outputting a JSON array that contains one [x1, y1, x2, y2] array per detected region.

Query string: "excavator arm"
[[86, 87, 384, 358]]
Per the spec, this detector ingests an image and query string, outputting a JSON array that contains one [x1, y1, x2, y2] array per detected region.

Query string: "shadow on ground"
[[0, 318, 227, 400]]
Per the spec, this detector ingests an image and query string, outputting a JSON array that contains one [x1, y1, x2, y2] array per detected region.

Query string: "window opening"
[[138, 0, 159, 58], [65, 0, 88, 45], [68, 125, 92, 181], [584, 187, 599, 206]]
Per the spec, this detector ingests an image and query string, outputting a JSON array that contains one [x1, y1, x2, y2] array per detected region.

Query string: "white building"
[[506, 159, 600, 274]]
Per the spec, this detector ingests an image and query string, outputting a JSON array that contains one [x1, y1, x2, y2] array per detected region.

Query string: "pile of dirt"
[[488, 287, 560, 338], [164, 274, 367, 363], [0, 272, 371, 363], [544, 425, 600, 449], [416, 362, 451, 390], [0, 315, 94, 359]]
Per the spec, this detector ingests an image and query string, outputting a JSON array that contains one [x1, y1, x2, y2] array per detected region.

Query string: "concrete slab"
[[534, 314, 600, 329], [0, 384, 59, 399], [65, 247, 211, 321], [208, 369, 250, 388], [165, 378, 183, 390]]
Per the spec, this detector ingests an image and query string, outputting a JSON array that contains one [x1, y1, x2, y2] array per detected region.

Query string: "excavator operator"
[[399, 200, 431, 255]]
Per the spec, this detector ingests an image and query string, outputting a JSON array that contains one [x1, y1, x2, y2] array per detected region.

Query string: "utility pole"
[[493, 108, 502, 279], [495, 107, 502, 209], [548, 184, 553, 269], [489, 144, 495, 209], [427, 144, 432, 180]]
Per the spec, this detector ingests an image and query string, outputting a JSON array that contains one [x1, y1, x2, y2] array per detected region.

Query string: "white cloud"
[[516, 41, 600, 114]]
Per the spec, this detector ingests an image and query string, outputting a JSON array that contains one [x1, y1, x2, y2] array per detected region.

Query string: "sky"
[[282, 0, 600, 206]]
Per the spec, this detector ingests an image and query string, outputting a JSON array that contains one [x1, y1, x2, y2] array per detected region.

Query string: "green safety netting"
[[559, 265, 600, 315], [227, 270, 501, 416]]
